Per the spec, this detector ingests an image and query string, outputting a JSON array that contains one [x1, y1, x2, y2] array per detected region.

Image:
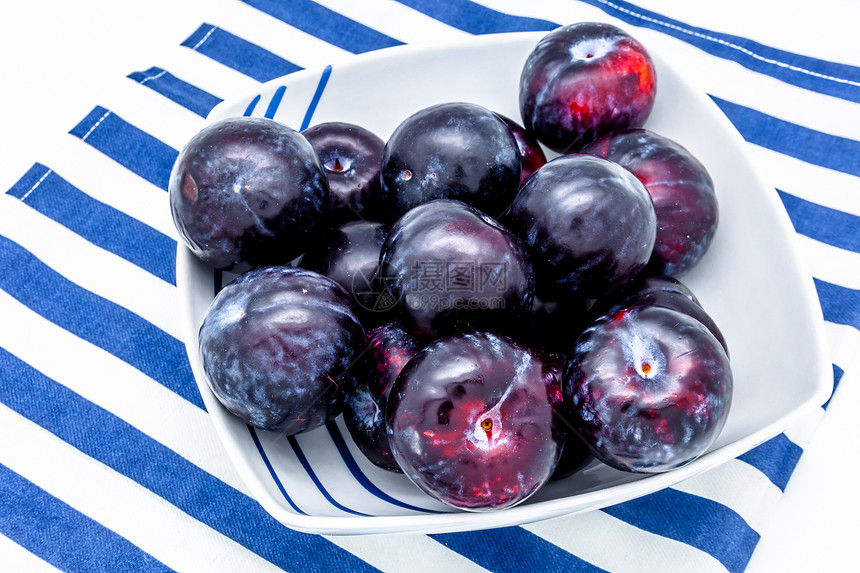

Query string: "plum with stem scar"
[[564, 305, 732, 473], [387, 332, 563, 510]]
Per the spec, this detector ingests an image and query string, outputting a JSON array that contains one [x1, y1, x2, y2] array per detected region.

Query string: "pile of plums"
[[171, 22, 732, 512]]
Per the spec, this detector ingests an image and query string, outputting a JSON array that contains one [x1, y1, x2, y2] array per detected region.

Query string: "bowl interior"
[[176, 30, 831, 535]]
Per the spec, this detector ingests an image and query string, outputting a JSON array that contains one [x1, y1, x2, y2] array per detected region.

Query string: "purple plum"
[[380, 102, 521, 221], [564, 305, 732, 473], [343, 322, 420, 472], [302, 121, 385, 226], [170, 117, 329, 272], [387, 332, 564, 510], [509, 154, 656, 299], [582, 128, 718, 276], [380, 199, 534, 339], [198, 266, 364, 435], [519, 22, 657, 153]]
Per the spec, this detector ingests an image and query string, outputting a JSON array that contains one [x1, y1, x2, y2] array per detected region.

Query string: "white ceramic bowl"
[[176, 30, 831, 535]]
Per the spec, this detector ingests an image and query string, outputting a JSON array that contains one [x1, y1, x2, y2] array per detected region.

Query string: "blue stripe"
[[777, 190, 860, 254], [737, 433, 803, 491], [7, 164, 176, 285], [432, 527, 608, 573], [264, 85, 287, 119], [0, 462, 174, 573], [0, 234, 201, 408], [815, 278, 860, 329], [578, 0, 860, 103], [325, 422, 441, 513], [243, 94, 262, 117], [394, 0, 556, 33], [710, 96, 860, 178], [0, 346, 379, 573], [69, 106, 179, 191], [300, 65, 333, 131], [602, 488, 759, 573], [127, 67, 223, 117], [240, 0, 402, 53], [247, 426, 308, 515], [823, 364, 844, 409], [181, 24, 302, 82], [287, 436, 371, 516]]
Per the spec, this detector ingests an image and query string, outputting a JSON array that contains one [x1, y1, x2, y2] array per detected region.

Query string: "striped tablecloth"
[[2, 1, 858, 571]]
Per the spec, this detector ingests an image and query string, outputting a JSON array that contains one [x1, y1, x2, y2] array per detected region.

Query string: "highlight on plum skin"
[[386, 332, 564, 511]]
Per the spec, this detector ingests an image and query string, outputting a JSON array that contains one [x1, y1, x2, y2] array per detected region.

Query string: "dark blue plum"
[[380, 102, 521, 222], [169, 117, 329, 272], [564, 305, 732, 473], [519, 22, 657, 153], [343, 322, 420, 473], [302, 121, 385, 226], [582, 129, 718, 276], [301, 220, 394, 324], [509, 154, 656, 299], [380, 199, 534, 339], [387, 332, 564, 510], [198, 266, 364, 435]]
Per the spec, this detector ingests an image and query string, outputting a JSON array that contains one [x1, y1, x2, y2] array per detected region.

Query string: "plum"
[[301, 220, 394, 324], [591, 274, 729, 356], [302, 121, 385, 226], [343, 322, 420, 472], [564, 305, 732, 473], [170, 117, 329, 272], [582, 129, 718, 276], [387, 332, 564, 510], [494, 113, 547, 188], [198, 266, 364, 435], [380, 102, 521, 221], [380, 199, 534, 339], [519, 22, 657, 153], [509, 154, 656, 299]]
